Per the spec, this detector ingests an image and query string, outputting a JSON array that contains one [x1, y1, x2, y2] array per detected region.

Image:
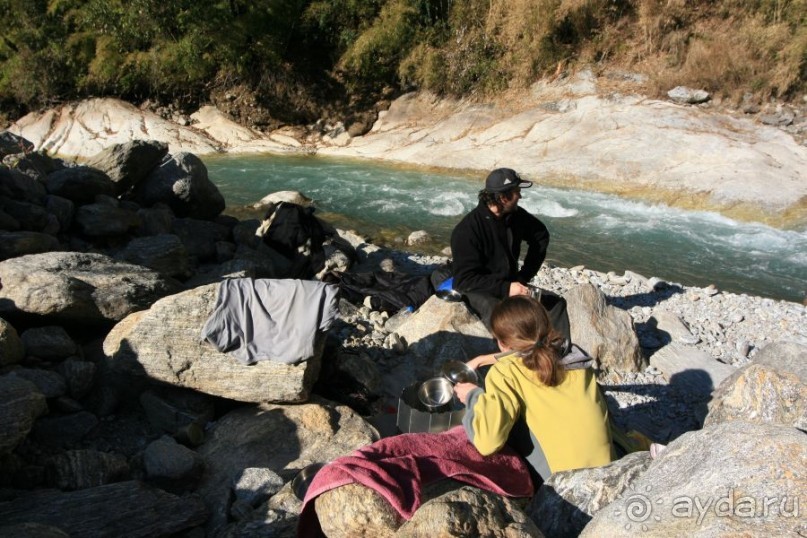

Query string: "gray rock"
[[398, 485, 542, 537], [0, 480, 207, 536], [0, 252, 182, 325], [0, 317, 24, 366], [132, 152, 225, 219], [651, 310, 700, 344], [527, 452, 652, 537], [55, 358, 96, 399], [252, 191, 313, 210], [315, 482, 402, 537], [3, 150, 59, 182], [44, 195, 75, 232], [144, 435, 204, 492], [0, 375, 47, 453], [1, 198, 51, 232], [103, 284, 320, 403], [336, 351, 382, 394], [667, 86, 710, 104], [197, 398, 378, 534], [32, 411, 99, 447], [8, 368, 67, 398], [136, 203, 174, 236], [45, 166, 116, 205], [171, 217, 231, 262], [0, 231, 61, 261], [139, 387, 215, 435], [650, 343, 737, 397], [581, 421, 807, 537], [20, 326, 78, 360], [566, 283, 645, 372], [233, 467, 285, 506], [84, 140, 168, 194], [406, 230, 430, 246], [73, 202, 141, 237], [706, 341, 807, 430], [0, 208, 20, 230], [115, 234, 190, 278], [45, 449, 129, 490], [0, 164, 47, 203], [0, 522, 69, 538]]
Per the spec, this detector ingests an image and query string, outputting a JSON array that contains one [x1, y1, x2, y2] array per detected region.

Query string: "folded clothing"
[[297, 426, 534, 537]]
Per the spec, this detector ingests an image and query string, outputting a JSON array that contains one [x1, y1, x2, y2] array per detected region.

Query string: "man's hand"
[[508, 281, 530, 296], [454, 382, 478, 405]]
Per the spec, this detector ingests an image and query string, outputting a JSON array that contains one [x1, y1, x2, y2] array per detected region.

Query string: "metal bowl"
[[291, 462, 326, 501], [440, 360, 479, 385], [435, 289, 463, 302], [417, 377, 454, 408]]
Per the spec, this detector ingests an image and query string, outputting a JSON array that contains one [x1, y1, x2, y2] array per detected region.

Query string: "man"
[[450, 168, 569, 337]]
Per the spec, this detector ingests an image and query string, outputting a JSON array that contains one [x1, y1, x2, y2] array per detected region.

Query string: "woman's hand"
[[466, 353, 496, 370], [453, 382, 478, 405]]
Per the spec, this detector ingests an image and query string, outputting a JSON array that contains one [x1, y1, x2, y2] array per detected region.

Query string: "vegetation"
[[0, 0, 804, 121]]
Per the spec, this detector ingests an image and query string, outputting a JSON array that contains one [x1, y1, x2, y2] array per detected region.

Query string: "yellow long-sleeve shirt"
[[463, 350, 612, 480]]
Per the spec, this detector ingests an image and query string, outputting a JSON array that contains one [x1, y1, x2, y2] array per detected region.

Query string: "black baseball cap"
[[484, 168, 532, 193]]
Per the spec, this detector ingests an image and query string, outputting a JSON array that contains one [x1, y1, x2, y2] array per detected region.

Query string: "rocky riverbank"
[[8, 70, 807, 228], [1, 131, 805, 536]]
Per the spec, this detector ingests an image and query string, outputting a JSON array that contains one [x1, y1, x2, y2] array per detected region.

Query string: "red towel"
[[297, 426, 534, 537]]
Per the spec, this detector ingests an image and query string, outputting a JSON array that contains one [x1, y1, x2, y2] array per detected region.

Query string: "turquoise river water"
[[203, 153, 807, 304]]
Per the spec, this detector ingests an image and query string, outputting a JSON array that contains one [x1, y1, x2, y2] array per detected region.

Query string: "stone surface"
[[0, 231, 61, 261], [0, 375, 47, 454], [705, 341, 807, 430], [131, 152, 225, 219], [315, 482, 402, 537], [581, 421, 807, 537], [0, 480, 207, 537], [103, 284, 321, 403], [73, 202, 141, 237], [233, 467, 285, 506], [0, 317, 24, 366], [20, 326, 78, 360], [650, 343, 737, 396], [0, 252, 182, 325], [44, 166, 116, 205], [45, 449, 129, 490], [197, 398, 378, 534], [143, 435, 204, 491], [252, 190, 314, 210], [565, 283, 645, 372], [398, 485, 542, 537], [527, 451, 652, 537], [114, 234, 190, 278], [83, 140, 168, 194]]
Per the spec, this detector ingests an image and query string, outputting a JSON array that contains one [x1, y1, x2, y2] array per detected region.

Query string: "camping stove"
[[396, 381, 466, 433]]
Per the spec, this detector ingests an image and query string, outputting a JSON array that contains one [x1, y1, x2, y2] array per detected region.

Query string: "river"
[[203, 153, 807, 304]]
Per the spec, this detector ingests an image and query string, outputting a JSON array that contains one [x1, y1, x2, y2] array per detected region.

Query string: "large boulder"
[[581, 421, 807, 536], [73, 201, 141, 237], [83, 140, 168, 194], [114, 234, 190, 278], [131, 152, 225, 219], [397, 486, 542, 537], [0, 375, 47, 454], [44, 166, 116, 205], [705, 341, 807, 430], [45, 449, 130, 490], [197, 398, 378, 534], [103, 283, 321, 403], [565, 283, 645, 372], [0, 480, 207, 536], [387, 295, 498, 405], [0, 131, 34, 158], [0, 164, 47, 203], [0, 231, 61, 261], [0, 252, 182, 325], [527, 451, 652, 537], [0, 317, 25, 366]]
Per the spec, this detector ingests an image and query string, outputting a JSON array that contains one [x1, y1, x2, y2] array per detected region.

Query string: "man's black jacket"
[[450, 202, 550, 299]]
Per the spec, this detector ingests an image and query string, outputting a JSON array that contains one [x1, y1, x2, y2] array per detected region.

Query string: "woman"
[[454, 295, 613, 484]]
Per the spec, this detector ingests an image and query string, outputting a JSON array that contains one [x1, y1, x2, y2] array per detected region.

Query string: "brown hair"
[[490, 295, 566, 387]]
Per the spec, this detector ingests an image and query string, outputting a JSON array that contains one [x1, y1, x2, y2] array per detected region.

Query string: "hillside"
[[1, 0, 805, 130]]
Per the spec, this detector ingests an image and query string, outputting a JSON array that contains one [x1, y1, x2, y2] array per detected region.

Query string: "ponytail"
[[491, 296, 567, 387]]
